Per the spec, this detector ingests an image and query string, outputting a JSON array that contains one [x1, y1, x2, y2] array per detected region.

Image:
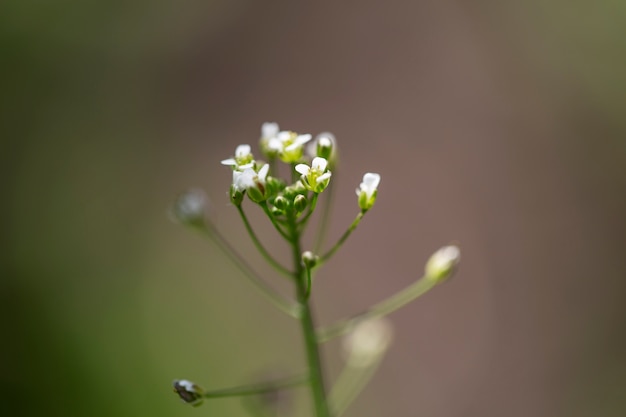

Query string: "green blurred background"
[[3, 1, 626, 416]]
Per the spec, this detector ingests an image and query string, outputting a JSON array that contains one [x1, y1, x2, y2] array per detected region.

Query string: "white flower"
[[221, 144, 255, 170], [277, 131, 312, 163], [356, 172, 381, 211], [295, 157, 332, 193], [233, 164, 270, 202]]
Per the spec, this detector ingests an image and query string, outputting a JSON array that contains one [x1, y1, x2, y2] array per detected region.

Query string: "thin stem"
[[237, 205, 292, 278], [319, 212, 364, 264], [317, 276, 437, 342], [313, 173, 336, 253], [261, 202, 291, 240], [288, 212, 332, 417], [329, 357, 384, 416], [203, 374, 308, 399], [297, 192, 318, 229], [304, 265, 313, 300], [192, 223, 301, 319]]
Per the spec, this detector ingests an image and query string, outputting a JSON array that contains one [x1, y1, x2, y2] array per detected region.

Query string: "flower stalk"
[[172, 123, 460, 417]]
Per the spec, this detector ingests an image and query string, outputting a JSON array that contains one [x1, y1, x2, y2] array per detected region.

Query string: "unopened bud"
[[171, 189, 209, 227], [173, 379, 204, 406], [230, 184, 244, 206], [342, 318, 393, 368], [273, 195, 289, 211], [302, 251, 319, 269], [316, 134, 334, 160], [425, 245, 460, 283], [294, 194, 307, 214]]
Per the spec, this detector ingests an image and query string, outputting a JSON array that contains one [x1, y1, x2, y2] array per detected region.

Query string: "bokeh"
[[3, 1, 626, 416]]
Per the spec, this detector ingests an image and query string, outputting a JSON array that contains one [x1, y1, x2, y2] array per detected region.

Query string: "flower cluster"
[[221, 122, 381, 214]]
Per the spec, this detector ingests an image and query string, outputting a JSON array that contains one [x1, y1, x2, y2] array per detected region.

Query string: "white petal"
[[257, 164, 270, 181], [221, 158, 237, 166], [295, 164, 311, 175], [295, 134, 312, 145], [312, 157, 328, 172], [267, 137, 283, 151], [277, 131, 292, 142], [262, 122, 279, 138], [363, 173, 381, 190], [316, 171, 332, 184], [238, 162, 255, 170], [235, 144, 251, 158]]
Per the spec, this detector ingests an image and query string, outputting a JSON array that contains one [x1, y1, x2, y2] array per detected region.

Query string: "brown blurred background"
[[2, 1, 626, 416]]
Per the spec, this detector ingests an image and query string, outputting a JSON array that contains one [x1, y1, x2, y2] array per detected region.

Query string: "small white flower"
[[233, 164, 270, 202], [356, 172, 381, 211], [295, 157, 332, 193], [259, 122, 283, 158], [221, 144, 254, 169], [277, 131, 312, 163]]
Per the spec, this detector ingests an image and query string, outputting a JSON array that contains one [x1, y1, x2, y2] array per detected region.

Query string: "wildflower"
[[295, 157, 332, 193], [356, 173, 381, 211], [276, 131, 312, 163], [260, 122, 282, 158], [221, 144, 255, 170], [424, 245, 460, 283], [173, 379, 204, 406], [233, 164, 270, 203]]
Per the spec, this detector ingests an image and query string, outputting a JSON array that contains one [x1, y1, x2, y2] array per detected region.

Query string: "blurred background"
[[3, 1, 626, 416]]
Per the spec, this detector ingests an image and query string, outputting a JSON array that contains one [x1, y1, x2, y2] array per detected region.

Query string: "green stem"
[[313, 173, 336, 253], [203, 374, 307, 399], [237, 205, 292, 278], [317, 276, 437, 342], [329, 357, 383, 416], [304, 265, 313, 300], [261, 202, 291, 240], [287, 212, 332, 417], [319, 212, 364, 264], [192, 223, 301, 319], [298, 192, 318, 229]]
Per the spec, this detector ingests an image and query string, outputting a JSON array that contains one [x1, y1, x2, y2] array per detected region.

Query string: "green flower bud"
[[425, 245, 460, 284], [273, 195, 289, 211], [316, 134, 334, 160], [230, 184, 244, 206], [294, 194, 307, 214], [356, 173, 380, 212]]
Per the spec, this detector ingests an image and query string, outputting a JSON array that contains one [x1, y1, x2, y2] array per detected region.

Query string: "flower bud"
[[315, 133, 334, 160], [173, 379, 204, 406], [293, 194, 307, 214], [424, 245, 460, 283], [273, 195, 289, 211], [170, 189, 209, 227], [342, 318, 393, 368], [302, 251, 319, 269], [356, 173, 380, 212], [230, 184, 245, 206]]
